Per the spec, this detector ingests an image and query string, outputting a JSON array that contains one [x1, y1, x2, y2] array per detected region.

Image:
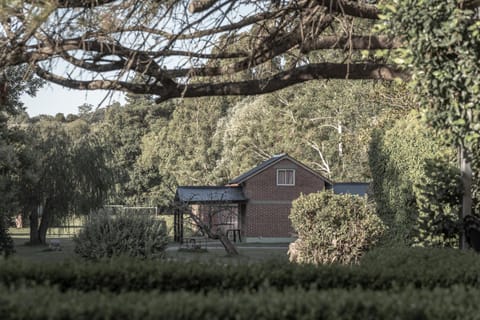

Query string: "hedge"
[[2, 247, 480, 293], [1, 285, 480, 319]]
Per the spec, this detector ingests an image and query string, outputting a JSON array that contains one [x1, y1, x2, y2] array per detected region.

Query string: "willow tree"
[[19, 120, 113, 245]]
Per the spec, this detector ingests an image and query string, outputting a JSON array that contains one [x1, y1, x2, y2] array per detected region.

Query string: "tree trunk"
[[218, 233, 239, 256], [28, 206, 41, 245], [460, 145, 473, 250], [37, 204, 52, 245], [189, 212, 239, 256]]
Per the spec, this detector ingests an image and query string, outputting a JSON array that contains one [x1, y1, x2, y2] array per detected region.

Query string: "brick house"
[[174, 153, 332, 242]]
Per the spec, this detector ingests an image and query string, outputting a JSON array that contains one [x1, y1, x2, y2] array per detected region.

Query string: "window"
[[277, 169, 295, 186]]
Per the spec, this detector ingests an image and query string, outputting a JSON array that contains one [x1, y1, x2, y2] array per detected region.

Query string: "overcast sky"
[[22, 83, 125, 117]]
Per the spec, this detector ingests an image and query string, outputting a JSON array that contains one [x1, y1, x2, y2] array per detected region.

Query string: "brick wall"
[[242, 159, 326, 237], [245, 204, 293, 237]]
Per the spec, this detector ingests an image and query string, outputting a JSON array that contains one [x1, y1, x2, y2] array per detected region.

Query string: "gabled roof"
[[175, 186, 247, 204], [228, 153, 333, 186]]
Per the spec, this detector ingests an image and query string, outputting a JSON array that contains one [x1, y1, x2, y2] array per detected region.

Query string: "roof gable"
[[228, 153, 332, 186]]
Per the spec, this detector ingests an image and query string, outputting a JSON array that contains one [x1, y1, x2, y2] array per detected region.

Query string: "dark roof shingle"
[[175, 186, 247, 204]]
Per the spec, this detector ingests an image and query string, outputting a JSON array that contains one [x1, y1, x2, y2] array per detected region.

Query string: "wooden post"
[[173, 208, 178, 242], [239, 203, 247, 242], [179, 209, 184, 244], [460, 145, 473, 250]]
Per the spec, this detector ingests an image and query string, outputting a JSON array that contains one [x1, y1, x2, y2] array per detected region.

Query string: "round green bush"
[[289, 191, 386, 265], [74, 212, 168, 260]]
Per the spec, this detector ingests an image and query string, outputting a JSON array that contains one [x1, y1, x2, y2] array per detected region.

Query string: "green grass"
[[8, 227, 289, 264], [9, 228, 76, 263], [167, 246, 288, 263]]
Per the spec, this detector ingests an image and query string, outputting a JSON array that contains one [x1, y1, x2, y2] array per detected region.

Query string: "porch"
[[173, 186, 248, 244]]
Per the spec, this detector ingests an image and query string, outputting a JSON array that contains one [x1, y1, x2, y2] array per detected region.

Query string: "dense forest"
[[16, 80, 410, 207]]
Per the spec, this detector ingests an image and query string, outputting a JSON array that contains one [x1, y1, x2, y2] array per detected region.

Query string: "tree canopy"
[[0, 0, 413, 102]]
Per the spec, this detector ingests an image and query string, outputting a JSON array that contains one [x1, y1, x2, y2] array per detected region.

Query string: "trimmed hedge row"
[[1, 285, 480, 319], [2, 247, 480, 292]]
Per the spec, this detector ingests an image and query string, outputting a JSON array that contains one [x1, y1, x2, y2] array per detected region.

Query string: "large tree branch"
[[35, 62, 408, 103], [1, 0, 421, 102], [166, 63, 409, 101], [34, 66, 174, 96]]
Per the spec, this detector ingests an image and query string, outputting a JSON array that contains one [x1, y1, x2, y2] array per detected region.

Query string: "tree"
[[18, 119, 112, 245], [97, 99, 172, 205], [382, 0, 480, 247], [149, 96, 229, 186], [179, 201, 240, 256], [215, 80, 392, 182], [368, 110, 472, 246], [0, 0, 414, 102], [0, 65, 43, 256], [0, 66, 43, 113]]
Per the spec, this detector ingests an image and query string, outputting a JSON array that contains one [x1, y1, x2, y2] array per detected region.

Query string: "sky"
[[22, 83, 126, 117]]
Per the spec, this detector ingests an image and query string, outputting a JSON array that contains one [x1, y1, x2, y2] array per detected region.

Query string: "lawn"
[[8, 227, 289, 263]]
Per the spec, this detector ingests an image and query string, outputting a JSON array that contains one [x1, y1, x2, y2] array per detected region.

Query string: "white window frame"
[[276, 169, 295, 186]]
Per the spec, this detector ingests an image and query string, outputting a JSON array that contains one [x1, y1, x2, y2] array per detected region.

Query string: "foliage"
[[369, 110, 457, 246], [289, 191, 386, 265], [0, 117, 18, 254], [415, 159, 463, 247], [0, 66, 43, 114], [15, 119, 114, 244], [74, 211, 168, 260], [98, 101, 173, 206], [0, 215, 14, 258], [3, 247, 480, 292], [383, 0, 480, 156], [382, 0, 480, 223], [0, 1, 403, 100], [148, 97, 230, 186], [216, 81, 397, 182], [4, 285, 480, 319]]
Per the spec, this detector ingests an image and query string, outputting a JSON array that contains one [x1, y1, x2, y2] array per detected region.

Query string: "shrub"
[[368, 110, 476, 247], [415, 159, 462, 247], [73, 211, 168, 260], [2, 247, 480, 293], [2, 285, 480, 320], [289, 191, 385, 265]]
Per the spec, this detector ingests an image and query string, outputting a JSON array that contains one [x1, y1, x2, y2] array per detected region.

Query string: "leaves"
[[289, 191, 386, 265], [382, 0, 480, 155]]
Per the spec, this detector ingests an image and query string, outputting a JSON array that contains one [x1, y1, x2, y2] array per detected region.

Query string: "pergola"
[[173, 186, 248, 243]]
